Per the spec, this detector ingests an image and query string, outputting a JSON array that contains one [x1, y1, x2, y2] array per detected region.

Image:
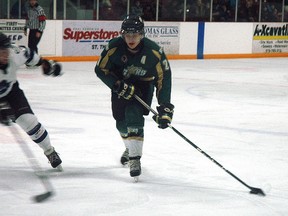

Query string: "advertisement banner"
[[62, 21, 121, 56], [0, 20, 27, 46], [252, 23, 288, 53], [62, 21, 180, 56], [145, 23, 180, 54]]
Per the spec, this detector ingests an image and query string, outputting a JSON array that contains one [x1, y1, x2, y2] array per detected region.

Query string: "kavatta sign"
[[252, 23, 288, 53]]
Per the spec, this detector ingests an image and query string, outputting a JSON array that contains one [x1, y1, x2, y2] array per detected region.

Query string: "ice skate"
[[129, 156, 141, 180], [45, 147, 62, 170], [26, 65, 39, 69], [120, 148, 129, 165]]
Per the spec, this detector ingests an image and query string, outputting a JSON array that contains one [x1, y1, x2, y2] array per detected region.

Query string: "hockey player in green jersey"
[[95, 15, 174, 179]]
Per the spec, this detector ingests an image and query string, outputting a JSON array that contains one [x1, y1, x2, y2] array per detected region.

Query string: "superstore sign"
[[62, 21, 179, 56], [62, 21, 122, 56], [63, 28, 120, 42]]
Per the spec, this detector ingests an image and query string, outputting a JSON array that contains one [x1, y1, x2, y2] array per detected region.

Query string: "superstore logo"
[[63, 28, 120, 42]]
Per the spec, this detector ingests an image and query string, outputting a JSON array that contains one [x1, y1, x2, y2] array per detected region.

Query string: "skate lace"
[[129, 159, 140, 171], [122, 149, 129, 159], [48, 152, 60, 164]]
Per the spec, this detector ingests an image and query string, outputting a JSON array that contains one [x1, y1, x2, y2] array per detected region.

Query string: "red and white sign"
[[62, 21, 121, 56], [62, 20, 180, 56]]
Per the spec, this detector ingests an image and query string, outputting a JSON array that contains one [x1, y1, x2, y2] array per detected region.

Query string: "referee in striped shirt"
[[24, 0, 46, 55]]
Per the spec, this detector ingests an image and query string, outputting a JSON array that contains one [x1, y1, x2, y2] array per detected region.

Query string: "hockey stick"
[[8, 123, 54, 202], [134, 95, 265, 196]]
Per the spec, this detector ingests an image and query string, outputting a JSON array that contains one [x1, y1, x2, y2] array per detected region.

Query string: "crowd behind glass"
[[1, 0, 288, 22]]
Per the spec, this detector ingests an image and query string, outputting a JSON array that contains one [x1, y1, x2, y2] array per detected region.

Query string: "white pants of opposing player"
[[16, 113, 54, 154]]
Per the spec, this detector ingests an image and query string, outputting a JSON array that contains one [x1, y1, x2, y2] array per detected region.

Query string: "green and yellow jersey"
[[95, 36, 172, 106]]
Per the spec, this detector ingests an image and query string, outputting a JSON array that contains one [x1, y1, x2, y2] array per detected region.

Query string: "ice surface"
[[1, 58, 288, 215]]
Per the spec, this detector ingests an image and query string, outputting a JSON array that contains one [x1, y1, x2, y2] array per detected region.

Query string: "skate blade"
[[133, 176, 139, 183], [56, 165, 63, 172], [122, 162, 129, 168]]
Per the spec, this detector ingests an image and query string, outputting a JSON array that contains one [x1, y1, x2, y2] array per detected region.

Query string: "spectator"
[[238, 0, 259, 22], [131, 0, 144, 17], [159, 0, 183, 21], [261, 1, 281, 22], [114, 0, 128, 20], [99, 0, 115, 20], [142, 5, 155, 21], [212, 0, 233, 21], [187, 0, 210, 21], [285, 0, 288, 21], [10, 0, 27, 19]]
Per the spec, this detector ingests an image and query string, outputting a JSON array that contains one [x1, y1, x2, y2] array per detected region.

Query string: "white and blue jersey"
[[0, 45, 40, 98]]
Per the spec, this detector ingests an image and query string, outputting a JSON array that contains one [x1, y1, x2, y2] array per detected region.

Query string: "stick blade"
[[249, 187, 266, 196], [33, 191, 54, 203]]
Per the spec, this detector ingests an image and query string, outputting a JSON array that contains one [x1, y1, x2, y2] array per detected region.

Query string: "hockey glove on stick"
[[113, 80, 136, 100], [153, 103, 174, 129], [42, 59, 62, 76]]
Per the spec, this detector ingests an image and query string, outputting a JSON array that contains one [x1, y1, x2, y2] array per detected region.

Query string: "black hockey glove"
[[153, 103, 174, 129], [112, 80, 136, 100], [42, 59, 62, 76], [0, 102, 15, 126]]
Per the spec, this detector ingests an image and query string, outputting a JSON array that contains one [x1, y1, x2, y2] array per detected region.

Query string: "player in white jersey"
[[0, 32, 62, 168]]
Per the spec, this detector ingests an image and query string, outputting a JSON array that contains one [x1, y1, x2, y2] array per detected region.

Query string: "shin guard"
[[15, 114, 52, 152]]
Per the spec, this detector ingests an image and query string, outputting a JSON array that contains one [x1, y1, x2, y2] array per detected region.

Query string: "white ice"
[[1, 58, 288, 216]]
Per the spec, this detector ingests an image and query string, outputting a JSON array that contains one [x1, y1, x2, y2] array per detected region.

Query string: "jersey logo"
[[123, 65, 147, 78], [0, 80, 11, 95], [121, 55, 128, 63], [141, 56, 146, 64]]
